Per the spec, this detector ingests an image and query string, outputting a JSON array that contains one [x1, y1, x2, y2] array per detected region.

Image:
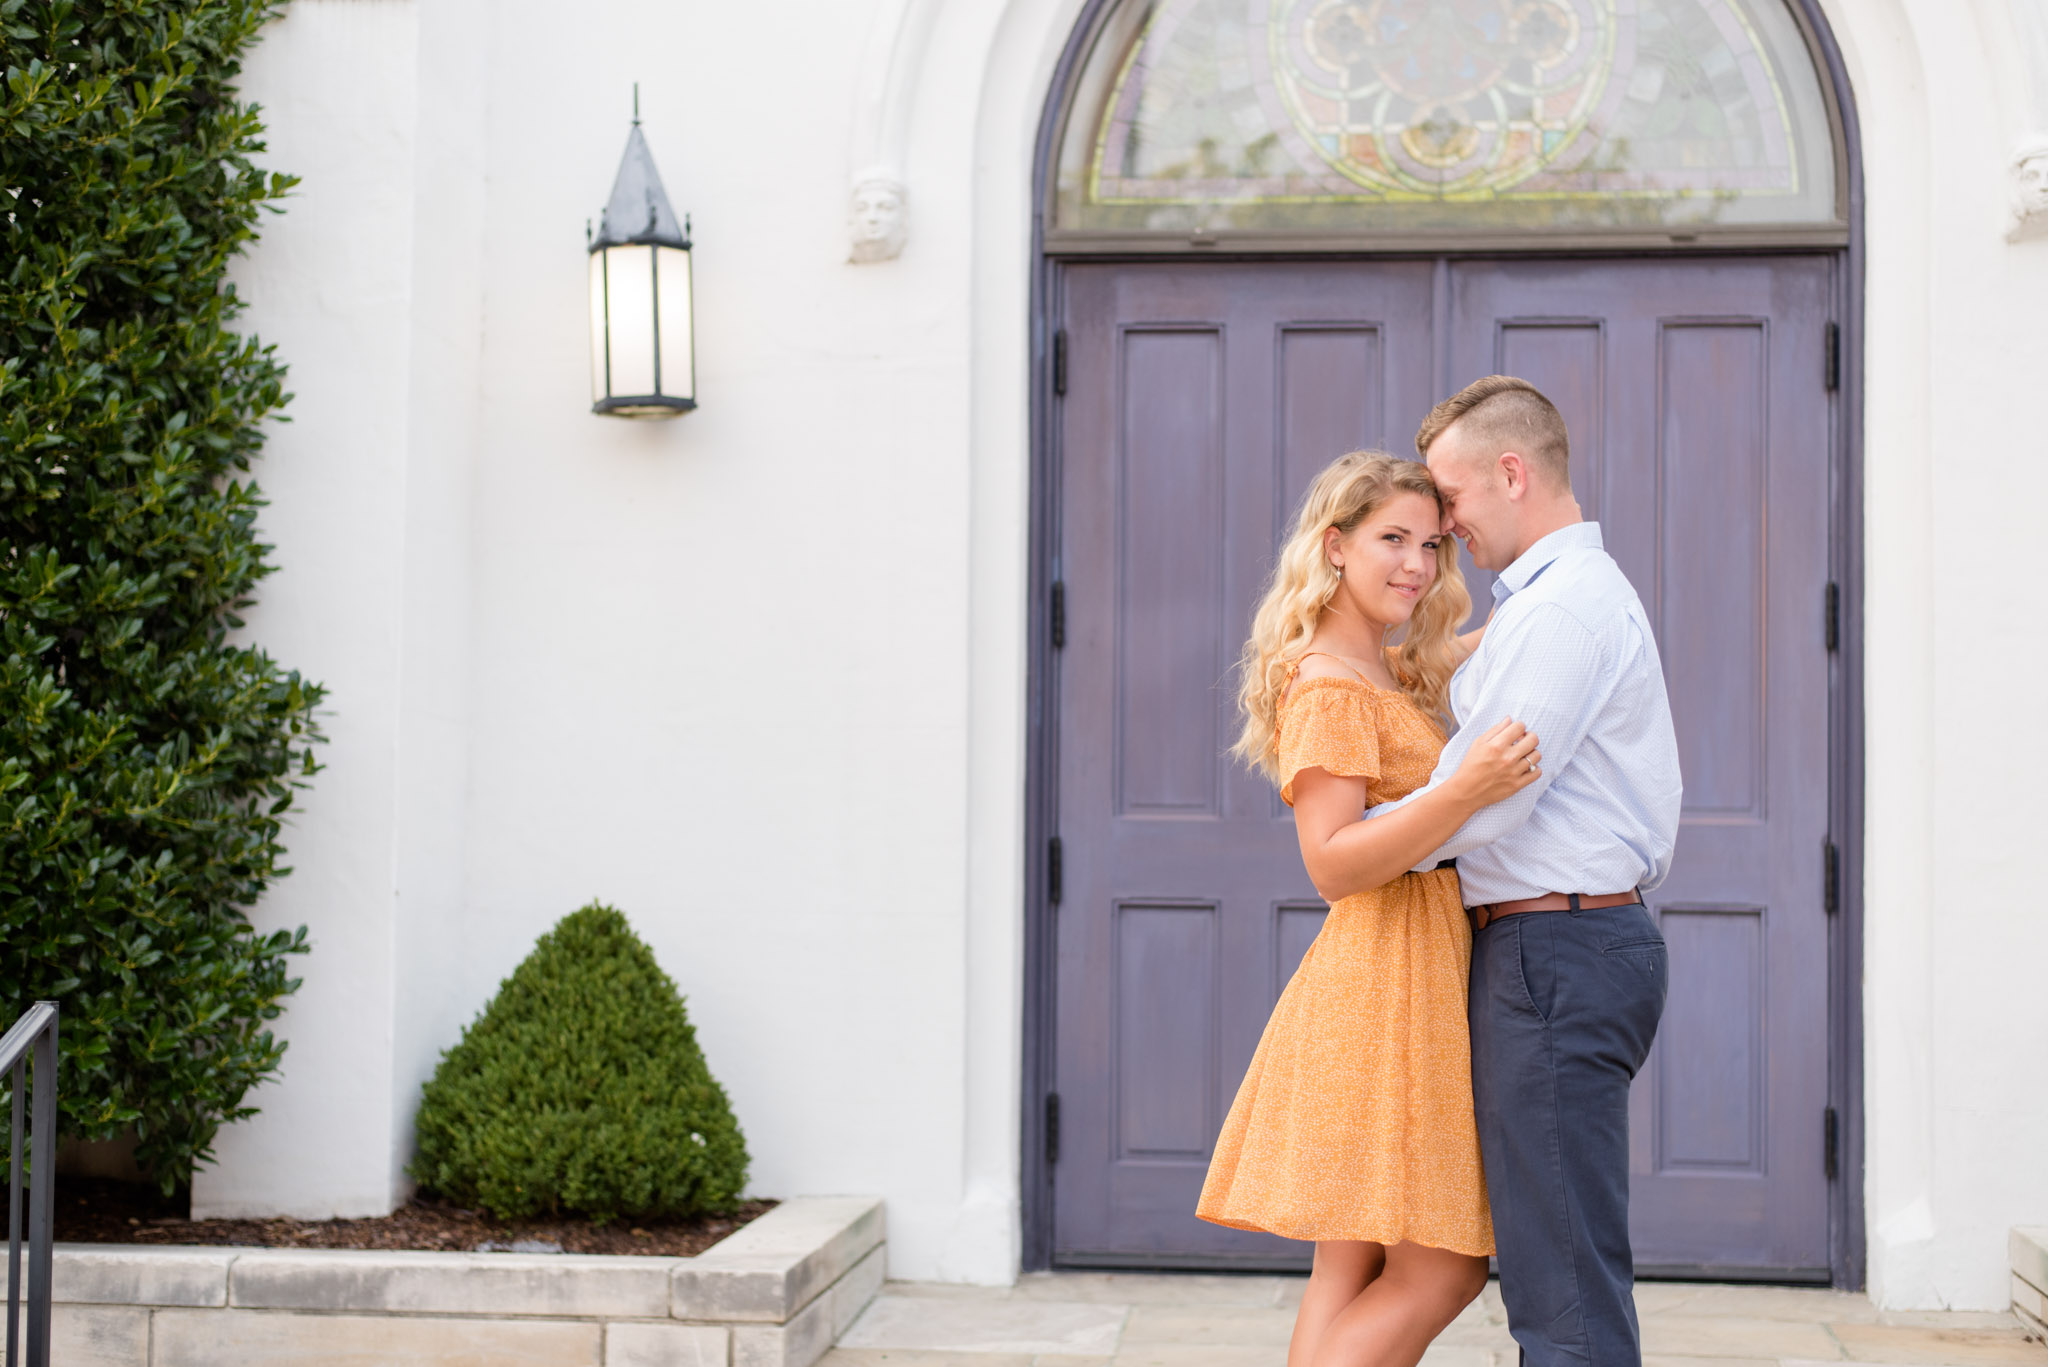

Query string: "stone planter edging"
[[2014, 1226, 2048, 1337], [48, 1195, 884, 1367]]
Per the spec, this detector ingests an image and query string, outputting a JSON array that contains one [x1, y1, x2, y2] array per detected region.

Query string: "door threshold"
[[1634, 1263, 1832, 1285]]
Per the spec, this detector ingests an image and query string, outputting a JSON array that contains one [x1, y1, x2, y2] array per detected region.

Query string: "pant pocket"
[[1516, 915, 1558, 1023], [1601, 937, 1665, 953], [1602, 943, 1669, 1072], [1599, 903, 1664, 955]]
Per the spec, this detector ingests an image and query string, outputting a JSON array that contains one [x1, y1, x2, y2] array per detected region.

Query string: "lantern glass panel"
[[588, 252, 609, 403], [603, 243, 658, 397], [654, 245, 694, 403]]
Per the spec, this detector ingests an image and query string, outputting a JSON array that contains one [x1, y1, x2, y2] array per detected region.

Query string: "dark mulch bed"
[[56, 1177, 776, 1257]]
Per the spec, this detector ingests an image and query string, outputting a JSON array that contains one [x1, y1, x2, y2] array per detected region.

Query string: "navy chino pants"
[[1470, 900, 1668, 1367]]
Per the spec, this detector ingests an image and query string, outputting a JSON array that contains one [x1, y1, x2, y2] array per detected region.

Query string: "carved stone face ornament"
[[848, 177, 908, 262], [2013, 141, 2048, 241]]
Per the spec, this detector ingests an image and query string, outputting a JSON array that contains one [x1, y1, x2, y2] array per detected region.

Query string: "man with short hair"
[[1368, 375, 1682, 1367]]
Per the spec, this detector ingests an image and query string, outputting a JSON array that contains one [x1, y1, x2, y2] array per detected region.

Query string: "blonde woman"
[[1197, 452, 1542, 1367]]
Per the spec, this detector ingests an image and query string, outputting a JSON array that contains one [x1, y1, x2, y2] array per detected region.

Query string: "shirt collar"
[[1491, 521, 1603, 605]]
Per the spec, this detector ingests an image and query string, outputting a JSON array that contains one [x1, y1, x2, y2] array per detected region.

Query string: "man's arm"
[[1365, 601, 1616, 873]]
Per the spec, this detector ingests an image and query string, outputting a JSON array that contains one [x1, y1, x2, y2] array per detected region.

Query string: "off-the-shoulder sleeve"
[[1276, 678, 1383, 807]]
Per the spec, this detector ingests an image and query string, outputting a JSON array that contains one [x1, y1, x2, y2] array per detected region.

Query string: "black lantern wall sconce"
[[589, 89, 695, 417]]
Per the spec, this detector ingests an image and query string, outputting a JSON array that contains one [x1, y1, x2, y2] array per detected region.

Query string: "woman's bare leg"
[[1308, 1241, 1488, 1367], [1289, 1241, 1387, 1367]]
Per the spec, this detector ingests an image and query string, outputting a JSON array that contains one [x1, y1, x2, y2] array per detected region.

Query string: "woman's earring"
[[1332, 564, 1344, 579]]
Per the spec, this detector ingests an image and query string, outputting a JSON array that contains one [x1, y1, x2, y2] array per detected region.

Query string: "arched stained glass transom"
[[1052, 0, 1841, 236]]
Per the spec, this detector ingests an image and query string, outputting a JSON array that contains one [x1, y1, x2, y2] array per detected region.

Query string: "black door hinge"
[[1048, 836, 1063, 905], [1822, 838, 1839, 915], [1824, 581, 1840, 653], [1824, 1105, 1839, 1180], [1053, 329, 1068, 397], [1824, 322, 1840, 392], [1045, 1092, 1062, 1165], [1051, 580, 1066, 649]]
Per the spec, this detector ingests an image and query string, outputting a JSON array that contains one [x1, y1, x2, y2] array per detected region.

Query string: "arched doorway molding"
[[907, 0, 1955, 1296], [1001, 0, 1872, 1287], [846, 0, 946, 232]]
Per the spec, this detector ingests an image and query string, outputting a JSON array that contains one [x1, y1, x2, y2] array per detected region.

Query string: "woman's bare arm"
[[1291, 719, 1538, 902]]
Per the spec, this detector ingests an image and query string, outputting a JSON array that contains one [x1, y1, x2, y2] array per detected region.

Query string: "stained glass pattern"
[[1054, 0, 1838, 233]]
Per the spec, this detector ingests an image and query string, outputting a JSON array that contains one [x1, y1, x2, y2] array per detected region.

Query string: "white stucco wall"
[[1821, 0, 2048, 1311], [190, 0, 2048, 1305], [191, 0, 420, 1219], [199, 0, 1022, 1285]]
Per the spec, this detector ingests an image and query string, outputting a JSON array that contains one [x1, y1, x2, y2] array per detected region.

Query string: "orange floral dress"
[[1195, 673, 1494, 1254]]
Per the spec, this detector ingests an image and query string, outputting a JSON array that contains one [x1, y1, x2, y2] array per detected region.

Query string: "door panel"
[[1115, 329, 1224, 817], [1052, 255, 1836, 1277], [1658, 908, 1765, 1170], [1054, 261, 1437, 1265], [1445, 258, 1833, 1275], [1114, 904, 1217, 1159]]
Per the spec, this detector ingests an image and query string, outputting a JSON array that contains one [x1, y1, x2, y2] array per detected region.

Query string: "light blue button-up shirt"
[[1370, 521, 1682, 906]]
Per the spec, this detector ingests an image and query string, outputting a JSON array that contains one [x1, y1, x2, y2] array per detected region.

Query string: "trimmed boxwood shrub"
[[411, 903, 750, 1223], [0, 0, 319, 1189]]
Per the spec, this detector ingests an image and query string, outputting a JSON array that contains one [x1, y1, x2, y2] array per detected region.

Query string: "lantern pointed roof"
[[592, 123, 688, 250]]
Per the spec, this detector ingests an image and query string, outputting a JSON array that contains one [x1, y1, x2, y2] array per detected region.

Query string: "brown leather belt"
[[1469, 889, 1640, 933]]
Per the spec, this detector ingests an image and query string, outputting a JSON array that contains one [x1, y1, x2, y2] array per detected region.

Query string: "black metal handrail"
[[1, 1004, 57, 1367]]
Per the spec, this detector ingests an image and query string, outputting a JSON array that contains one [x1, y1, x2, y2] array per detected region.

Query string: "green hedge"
[[412, 904, 750, 1223], [0, 0, 320, 1190]]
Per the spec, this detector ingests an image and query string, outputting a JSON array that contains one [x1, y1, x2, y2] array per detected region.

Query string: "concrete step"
[[2015, 1226, 2048, 1337]]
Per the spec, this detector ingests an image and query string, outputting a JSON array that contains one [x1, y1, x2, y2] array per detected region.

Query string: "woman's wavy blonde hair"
[[1233, 451, 1471, 780]]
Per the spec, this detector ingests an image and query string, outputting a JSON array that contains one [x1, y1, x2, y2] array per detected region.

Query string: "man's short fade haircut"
[[1415, 375, 1571, 490]]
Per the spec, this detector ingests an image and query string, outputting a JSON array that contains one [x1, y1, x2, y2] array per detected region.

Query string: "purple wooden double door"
[[1050, 257, 1837, 1276]]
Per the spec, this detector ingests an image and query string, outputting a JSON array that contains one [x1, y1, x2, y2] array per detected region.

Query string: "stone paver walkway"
[[825, 1273, 2048, 1367]]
